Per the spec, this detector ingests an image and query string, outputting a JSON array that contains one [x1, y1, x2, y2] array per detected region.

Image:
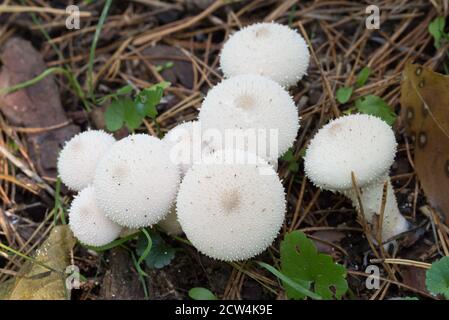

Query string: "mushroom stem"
[[344, 174, 408, 242]]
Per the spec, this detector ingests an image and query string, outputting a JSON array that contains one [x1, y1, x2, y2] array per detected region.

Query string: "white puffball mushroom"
[[69, 186, 122, 247], [163, 121, 216, 177], [158, 207, 183, 236], [198, 74, 299, 162], [177, 149, 286, 261], [220, 22, 310, 87], [57, 130, 115, 191], [304, 114, 409, 242], [93, 134, 180, 228]]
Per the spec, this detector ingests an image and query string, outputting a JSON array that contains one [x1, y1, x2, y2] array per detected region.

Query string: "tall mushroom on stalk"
[[304, 114, 409, 243]]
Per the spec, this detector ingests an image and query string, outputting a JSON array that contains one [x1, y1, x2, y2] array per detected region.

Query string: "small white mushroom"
[[304, 114, 409, 242], [57, 130, 115, 191], [220, 22, 310, 87], [198, 74, 299, 162], [93, 134, 180, 228], [176, 149, 286, 261], [69, 186, 122, 247]]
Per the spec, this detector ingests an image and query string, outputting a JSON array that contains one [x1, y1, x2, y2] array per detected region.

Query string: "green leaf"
[[336, 87, 353, 104], [356, 67, 372, 87], [288, 162, 299, 173], [426, 256, 449, 299], [188, 287, 218, 300], [155, 62, 174, 72], [116, 84, 134, 95], [280, 231, 348, 300], [122, 97, 143, 130], [257, 262, 322, 300], [429, 17, 446, 49], [135, 82, 170, 119], [104, 98, 125, 131], [355, 95, 396, 125], [281, 149, 295, 162], [136, 230, 175, 269]]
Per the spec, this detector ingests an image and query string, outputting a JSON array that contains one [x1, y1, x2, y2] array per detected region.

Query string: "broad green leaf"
[[135, 82, 169, 119], [336, 87, 353, 104], [280, 231, 348, 300], [355, 95, 396, 125], [258, 262, 322, 300], [136, 231, 175, 269], [122, 97, 143, 130], [426, 256, 449, 299], [104, 98, 125, 131], [188, 287, 217, 300], [429, 17, 446, 48], [356, 67, 372, 87], [0, 225, 76, 300]]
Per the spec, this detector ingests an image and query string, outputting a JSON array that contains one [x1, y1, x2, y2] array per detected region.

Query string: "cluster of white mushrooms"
[[58, 22, 408, 263]]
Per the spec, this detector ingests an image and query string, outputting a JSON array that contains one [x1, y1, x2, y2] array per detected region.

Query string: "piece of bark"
[[0, 37, 79, 179], [100, 248, 145, 300]]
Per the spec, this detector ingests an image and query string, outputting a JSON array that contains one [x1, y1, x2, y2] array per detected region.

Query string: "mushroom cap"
[[163, 121, 215, 177], [93, 134, 180, 228], [198, 74, 299, 160], [176, 149, 286, 261], [158, 207, 183, 236], [57, 130, 115, 191], [304, 114, 397, 191], [220, 22, 310, 87], [69, 186, 122, 247]]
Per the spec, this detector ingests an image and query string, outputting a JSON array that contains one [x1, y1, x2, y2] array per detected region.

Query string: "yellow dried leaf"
[[0, 225, 76, 300]]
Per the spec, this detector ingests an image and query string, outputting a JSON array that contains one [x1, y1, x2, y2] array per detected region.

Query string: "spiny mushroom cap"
[[93, 134, 180, 228], [163, 121, 215, 177], [69, 186, 122, 247], [198, 74, 299, 160], [304, 114, 397, 191], [158, 207, 183, 236], [57, 130, 115, 191], [220, 22, 310, 87], [176, 149, 286, 261]]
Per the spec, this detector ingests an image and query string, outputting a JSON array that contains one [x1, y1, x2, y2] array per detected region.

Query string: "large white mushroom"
[[304, 114, 409, 242], [57, 130, 115, 191], [198, 74, 299, 163], [220, 22, 310, 87], [69, 186, 122, 247], [176, 149, 286, 261], [93, 134, 180, 228]]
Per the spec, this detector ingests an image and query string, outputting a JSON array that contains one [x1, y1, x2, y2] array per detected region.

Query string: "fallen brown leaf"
[[400, 62, 449, 223]]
